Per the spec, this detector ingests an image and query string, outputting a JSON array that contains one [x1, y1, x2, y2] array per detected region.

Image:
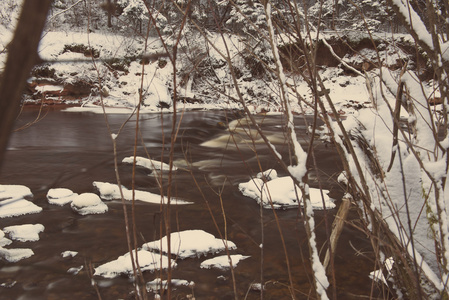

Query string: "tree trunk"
[[0, 0, 52, 171]]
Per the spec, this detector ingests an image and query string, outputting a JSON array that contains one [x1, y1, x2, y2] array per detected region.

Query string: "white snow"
[[200, 254, 249, 270], [91, 229, 243, 280], [0, 185, 41, 218], [369, 257, 394, 285], [61, 251, 78, 258], [70, 193, 108, 215], [0, 247, 34, 263], [3, 224, 45, 242], [47, 188, 78, 206], [305, 199, 330, 298], [0, 198, 42, 218], [391, 0, 434, 51], [142, 230, 236, 259], [0, 230, 12, 247], [146, 278, 194, 292], [333, 63, 449, 291], [0, 184, 32, 201], [47, 188, 73, 199], [93, 181, 192, 205], [94, 249, 175, 278], [239, 174, 335, 210], [67, 265, 83, 275], [122, 156, 177, 171], [337, 171, 348, 185], [63, 106, 141, 114], [34, 85, 64, 93], [256, 168, 278, 180]]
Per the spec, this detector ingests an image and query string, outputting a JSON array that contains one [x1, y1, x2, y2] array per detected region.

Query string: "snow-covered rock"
[[239, 174, 335, 210], [93, 181, 191, 205], [0, 185, 41, 218], [61, 251, 78, 258], [0, 198, 42, 218], [47, 188, 78, 206], [122, 156, 177, 171], [92, 182, 120, 201], [200, 254, 249, 270], [70, 193, 108, 215], [3, 224, 45, 242], [0, 247, 34, 263], [0, 185, 42, 218], [0, 185, 32, 200], [0, 230, 12, 247], [67, 265, 83, 275], [142, 230, 236, 259], [94, 249, 175, 278], [146, 278, 194, 292]]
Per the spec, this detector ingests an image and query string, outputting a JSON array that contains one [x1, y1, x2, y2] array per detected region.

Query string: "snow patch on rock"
[[143, 230, 236, 259], [70, 193, 108, 215]]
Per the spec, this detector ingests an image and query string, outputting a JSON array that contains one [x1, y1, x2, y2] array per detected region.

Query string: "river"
[[0, 107, 379, 299]]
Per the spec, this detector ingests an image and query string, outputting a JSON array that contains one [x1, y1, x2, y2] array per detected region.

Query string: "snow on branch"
[[320, 38, 363, 77], [264, 2, 329, 299], [390, 0, 434, 51], [264, 1, 307, 181]]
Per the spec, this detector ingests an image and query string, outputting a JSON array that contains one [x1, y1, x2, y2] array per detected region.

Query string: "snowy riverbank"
[[13, 28, 429, 117]]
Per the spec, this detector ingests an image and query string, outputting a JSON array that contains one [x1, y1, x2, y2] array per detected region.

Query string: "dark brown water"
[[0, 107, 379, 300]]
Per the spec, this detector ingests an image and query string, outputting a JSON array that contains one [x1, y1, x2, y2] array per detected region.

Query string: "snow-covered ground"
[[2, 12, 409, 116]]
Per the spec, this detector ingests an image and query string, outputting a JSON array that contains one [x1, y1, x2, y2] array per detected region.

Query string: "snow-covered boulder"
[[142, 230, 236, 259], [47, 188, 78, 206], [0, 185, 33, 200], [0, 185, 41, 218], [3, 224, 45, 242], [92, 182, 122, 201], [94, 250, 175, 278], [0, 198, 42, 218], [70, 193, 108, 215], [0, 247, 34, 262], [239, 174, 335, 210]]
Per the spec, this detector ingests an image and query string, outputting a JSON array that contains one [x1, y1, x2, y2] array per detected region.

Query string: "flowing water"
[[0, 107, 380, 300]]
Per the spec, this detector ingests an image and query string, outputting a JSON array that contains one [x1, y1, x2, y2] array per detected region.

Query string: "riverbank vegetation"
[[1, 0, 449, 299]]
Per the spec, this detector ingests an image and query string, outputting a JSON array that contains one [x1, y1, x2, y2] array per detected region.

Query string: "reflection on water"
[[0, 107, 379, 299]]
